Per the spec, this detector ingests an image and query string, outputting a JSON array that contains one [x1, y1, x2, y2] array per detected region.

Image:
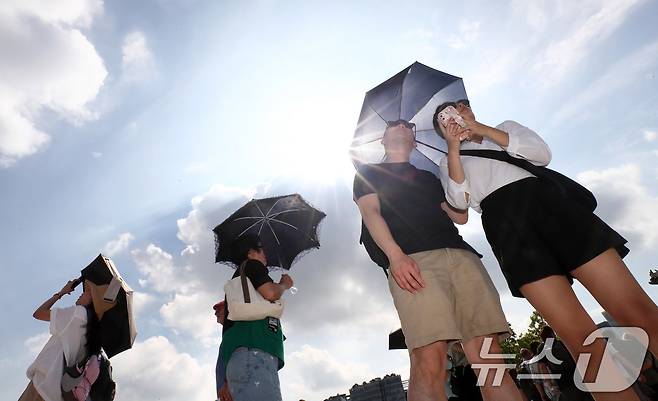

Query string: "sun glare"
[[264, 92, 360, 184]]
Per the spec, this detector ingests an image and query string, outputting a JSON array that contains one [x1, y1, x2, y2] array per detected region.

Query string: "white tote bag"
[[224, 262, 284, 321]]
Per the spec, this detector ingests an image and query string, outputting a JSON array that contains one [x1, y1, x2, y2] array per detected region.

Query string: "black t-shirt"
[[353, 162, 478, 265], [222, 259, 274, 333]]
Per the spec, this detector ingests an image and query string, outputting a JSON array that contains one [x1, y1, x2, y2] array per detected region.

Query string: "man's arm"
[[357, 193, 425, 293], [440, 201, 468, 225]]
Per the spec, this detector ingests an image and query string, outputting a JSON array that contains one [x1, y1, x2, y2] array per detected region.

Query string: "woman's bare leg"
[[571, 248, 658, 357], [520, 275, 640, 401], [462, 335, 524, 401]]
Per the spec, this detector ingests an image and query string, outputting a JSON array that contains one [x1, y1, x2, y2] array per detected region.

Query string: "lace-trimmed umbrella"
[[213, 193, 326, 270]]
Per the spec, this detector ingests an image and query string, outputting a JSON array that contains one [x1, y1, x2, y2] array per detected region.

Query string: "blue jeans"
[[226, 347, 282, 401]]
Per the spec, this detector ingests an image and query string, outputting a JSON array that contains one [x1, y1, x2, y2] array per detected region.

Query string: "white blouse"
[[439, 120, 552, 213], [26, 305, 88, 401]]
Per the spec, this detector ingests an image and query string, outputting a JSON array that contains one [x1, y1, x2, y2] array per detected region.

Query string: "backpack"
[[62, 352, 116, 401], [359, 221, 389, 271]]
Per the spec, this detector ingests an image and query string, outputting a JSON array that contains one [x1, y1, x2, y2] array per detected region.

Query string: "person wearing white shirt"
[[432, 99, 658, 401], [19, 279, 99, 401]]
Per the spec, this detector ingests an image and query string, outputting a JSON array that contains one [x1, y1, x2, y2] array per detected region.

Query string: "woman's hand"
[[279, 274, 294, 290], [58, 280, 77, 297], [440, 121, 469, 148]]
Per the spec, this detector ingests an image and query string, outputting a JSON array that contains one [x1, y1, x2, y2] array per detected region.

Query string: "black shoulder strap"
[[459, 149, 537, 174], [239, 261, 251, 303]]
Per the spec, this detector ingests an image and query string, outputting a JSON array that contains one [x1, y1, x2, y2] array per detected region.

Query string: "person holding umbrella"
[[19, 278, 101, 401], [354, 121, 523, 401], [434, 100, 658, 401], [219, 234, 293, 401]]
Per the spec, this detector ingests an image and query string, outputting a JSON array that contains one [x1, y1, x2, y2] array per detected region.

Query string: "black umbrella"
[[389, 328, 407, 350], [350, 61, 469, 176], [213, 194, 326, 270], [81, 254, 137, 358]]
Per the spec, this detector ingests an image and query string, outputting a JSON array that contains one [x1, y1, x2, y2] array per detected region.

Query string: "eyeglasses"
[[386, 119, 416, 130]]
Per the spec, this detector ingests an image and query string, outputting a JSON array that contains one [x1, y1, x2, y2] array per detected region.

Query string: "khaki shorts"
[[388, 248, 510, 350]]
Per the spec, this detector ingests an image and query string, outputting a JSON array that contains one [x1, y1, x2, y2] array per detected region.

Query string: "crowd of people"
[[21, 96, 657, 401]]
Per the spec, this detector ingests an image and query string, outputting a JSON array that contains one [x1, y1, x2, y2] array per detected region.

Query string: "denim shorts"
[[226, 347, 282, 401]]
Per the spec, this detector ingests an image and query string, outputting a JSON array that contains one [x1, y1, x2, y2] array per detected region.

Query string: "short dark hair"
[[230, 233, 262, 265], [540, 325, 555, 341], [432, 99, 470, 138], [529, 340, 541, 356]]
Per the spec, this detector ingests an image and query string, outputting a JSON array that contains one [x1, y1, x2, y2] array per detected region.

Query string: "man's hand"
[[279, 274, 294, 290], [219, 382, 233, 401], [389, 253, 425, 293]]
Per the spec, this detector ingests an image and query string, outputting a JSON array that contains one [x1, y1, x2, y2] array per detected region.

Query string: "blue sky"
[[1, 0, 658, 400]]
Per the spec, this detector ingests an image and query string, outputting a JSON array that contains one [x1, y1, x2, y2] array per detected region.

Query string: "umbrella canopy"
[[213, 194, 326, 270], [81, 254, 137, 358], [350, 61, 468, 176], [389, 328, 407, 350]]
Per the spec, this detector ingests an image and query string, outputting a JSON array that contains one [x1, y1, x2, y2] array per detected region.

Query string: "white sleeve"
[[439, 157, 470, 210], [50, 306, 75, 336], [61, 306, 88, 364], [499, 120, 552, 166]]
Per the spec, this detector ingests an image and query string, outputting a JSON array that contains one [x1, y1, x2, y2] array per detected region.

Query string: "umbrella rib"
[[233, 216, 265, 221], [264, 198, 285, 217], [254, 202, 269, 238], [368, 104, 386, 123], [351, 136, 383, 147], [268, 208, 302, 218], [264, 219, 282, 245], [268, 218, 299, 230], [238, 218, 266, 238], [416, 139, 447, 155]]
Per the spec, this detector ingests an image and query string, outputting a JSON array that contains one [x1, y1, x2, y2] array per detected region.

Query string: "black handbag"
[[460, 149, 597, 211]]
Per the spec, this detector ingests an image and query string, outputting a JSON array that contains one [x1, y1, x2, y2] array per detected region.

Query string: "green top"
[[220, 317, 285, 370]]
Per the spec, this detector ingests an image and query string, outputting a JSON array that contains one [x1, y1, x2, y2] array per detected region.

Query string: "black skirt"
[[480, 177, 629, 298]]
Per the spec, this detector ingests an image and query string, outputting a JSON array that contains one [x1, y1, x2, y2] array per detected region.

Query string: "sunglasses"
[[386, 119, 416, 130]]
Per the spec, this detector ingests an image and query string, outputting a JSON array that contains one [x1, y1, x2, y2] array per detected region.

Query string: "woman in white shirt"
[[433, 100, 658, 401], [19, 279, 101, 401]]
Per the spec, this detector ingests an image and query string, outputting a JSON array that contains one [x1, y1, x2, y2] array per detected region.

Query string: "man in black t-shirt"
[[353, 120, 522, 401]]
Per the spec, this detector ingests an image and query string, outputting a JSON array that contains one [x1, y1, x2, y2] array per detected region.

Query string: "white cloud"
[[131, 244, 192, 294], [578, 164, 658, 247], [24, 332, 50, 357], [160, 292, 220, 347], [0, 0, 102, 28], [281, 344, 375, 398], [110, 336, 214, 401], [102, 232, 135, 256], [552, 39, 658, 125], [132, 291, 158, 320], [176, 184, 254, 257], [644, 130, 657, 142], [533, 0, 644, 86], [121, 31, 156, 82], [0, 0, 107, 166], [445, 21, 481, 49]]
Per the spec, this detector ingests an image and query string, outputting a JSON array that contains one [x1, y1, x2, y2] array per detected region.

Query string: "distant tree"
[[501, 311, 547, 364]]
